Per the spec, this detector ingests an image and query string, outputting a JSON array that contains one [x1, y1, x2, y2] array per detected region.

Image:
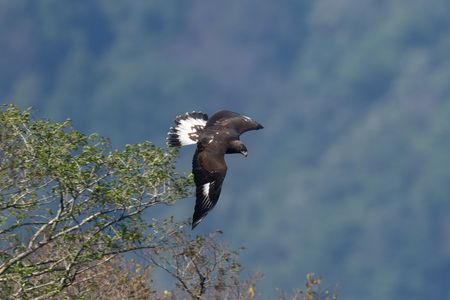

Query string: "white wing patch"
[[202, 182, 210, 198], [201, 182, 214, 209], [174, 116, 207, 146]]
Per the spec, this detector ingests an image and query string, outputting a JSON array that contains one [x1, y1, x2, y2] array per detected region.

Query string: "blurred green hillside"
[[2, 1, 450, 299]]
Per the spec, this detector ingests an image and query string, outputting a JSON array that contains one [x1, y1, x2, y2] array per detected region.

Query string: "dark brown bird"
[[167, 110, 263, 229]]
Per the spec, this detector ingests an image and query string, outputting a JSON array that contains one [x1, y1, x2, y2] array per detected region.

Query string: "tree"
[[0, 105, 191, 298], [0, 105, 336, 299]]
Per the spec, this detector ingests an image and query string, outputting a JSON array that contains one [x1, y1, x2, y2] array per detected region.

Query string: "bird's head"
[[228, 140, 248, 157], [239, 144, 248, 157]]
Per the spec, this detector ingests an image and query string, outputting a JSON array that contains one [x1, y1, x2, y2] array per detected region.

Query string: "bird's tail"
[[167, 112, 208, 147]]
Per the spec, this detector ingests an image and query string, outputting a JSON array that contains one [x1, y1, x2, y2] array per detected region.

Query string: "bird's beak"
[[241, 150, 248, 157], [256, 123, 264, 130]]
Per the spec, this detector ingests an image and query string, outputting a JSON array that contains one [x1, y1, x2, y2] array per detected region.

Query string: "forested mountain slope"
[[2, 1, 450, 299]]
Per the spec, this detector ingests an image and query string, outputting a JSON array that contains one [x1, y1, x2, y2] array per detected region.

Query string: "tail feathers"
[[167, 112, 208, 147]]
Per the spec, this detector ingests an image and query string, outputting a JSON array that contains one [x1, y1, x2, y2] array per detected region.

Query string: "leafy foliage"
[[0, 105, 191, 298], [0, 106, 336, 299]]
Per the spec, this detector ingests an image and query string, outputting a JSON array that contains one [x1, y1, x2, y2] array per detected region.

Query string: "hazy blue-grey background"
[[2, 1, 450, 299]]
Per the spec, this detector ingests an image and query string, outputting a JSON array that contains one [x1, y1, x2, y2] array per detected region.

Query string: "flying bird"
[[167, 110, 263, 229]]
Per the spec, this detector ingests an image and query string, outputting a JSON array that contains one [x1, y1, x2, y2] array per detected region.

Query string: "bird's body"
[[167, 110, 263, 229]]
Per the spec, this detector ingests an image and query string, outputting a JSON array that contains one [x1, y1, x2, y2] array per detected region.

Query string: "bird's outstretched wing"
[[191, 147, 227, 229], [206, 110, 263, 135]]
